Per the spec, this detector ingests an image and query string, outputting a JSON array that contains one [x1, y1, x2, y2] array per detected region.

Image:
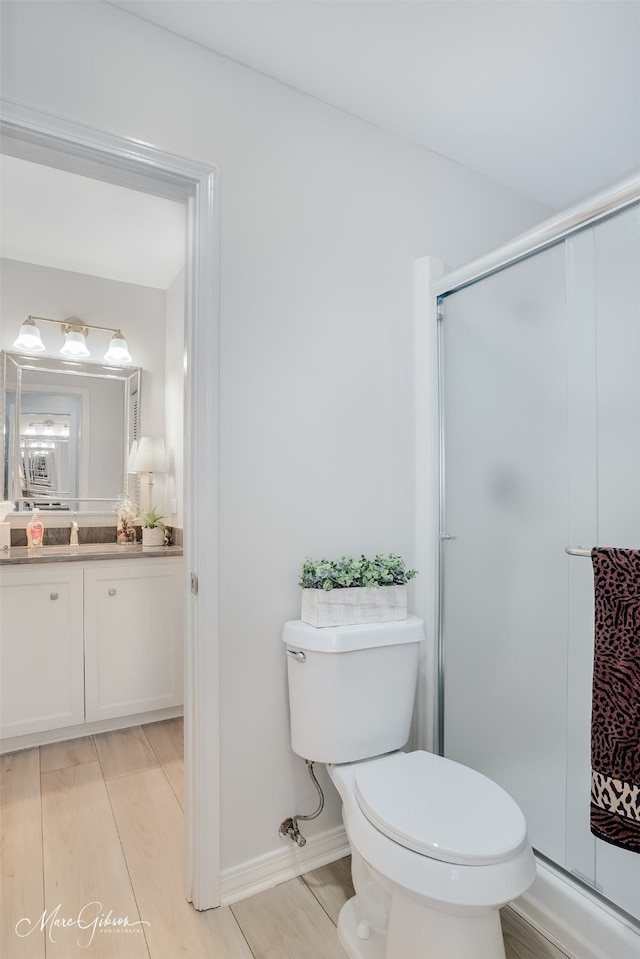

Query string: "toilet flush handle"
[[286, 648, 306, 664]]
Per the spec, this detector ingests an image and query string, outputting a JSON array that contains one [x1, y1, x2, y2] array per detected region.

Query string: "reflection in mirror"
[[21, 410, 74, 503], [2, 351, 141, 513]]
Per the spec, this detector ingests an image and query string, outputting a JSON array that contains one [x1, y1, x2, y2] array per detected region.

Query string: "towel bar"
[[565, 547, 592, 557]]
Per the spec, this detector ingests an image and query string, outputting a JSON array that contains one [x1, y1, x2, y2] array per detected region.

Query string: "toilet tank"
[[282, 616, 424, 764]]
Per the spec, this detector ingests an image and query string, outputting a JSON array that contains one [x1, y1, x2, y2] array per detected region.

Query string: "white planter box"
[[301, 585, 407, 628], [142, 527, 165, 548]]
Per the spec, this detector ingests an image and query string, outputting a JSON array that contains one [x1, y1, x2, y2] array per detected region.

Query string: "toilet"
[[282, 615, 536, 959]]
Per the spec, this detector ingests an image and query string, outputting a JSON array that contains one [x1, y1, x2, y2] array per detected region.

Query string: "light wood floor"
[[1, 719, 353, 959], [2, 719, 565, 959]]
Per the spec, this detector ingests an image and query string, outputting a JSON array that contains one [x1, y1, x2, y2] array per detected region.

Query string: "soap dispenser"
[[70, 521, 79, 546], [26, 509, 44, 548]]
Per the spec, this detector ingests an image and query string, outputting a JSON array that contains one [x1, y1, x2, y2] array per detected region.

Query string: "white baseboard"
[[0, 706, 183, 753], [220, 825, 350, 906]]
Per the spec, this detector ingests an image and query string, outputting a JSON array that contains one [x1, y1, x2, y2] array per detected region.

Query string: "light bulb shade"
[[13, 318, 46, 353], [60, 329, 90, 358], [104, 331, 132, 364], [132, 437, 166, 473]]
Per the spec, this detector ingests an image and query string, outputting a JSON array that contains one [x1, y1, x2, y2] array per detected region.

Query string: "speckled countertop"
[[0, 543, 183, 565]]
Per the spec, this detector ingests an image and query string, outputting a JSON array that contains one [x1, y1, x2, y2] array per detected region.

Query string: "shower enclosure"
[[436, 185, 639, 923]]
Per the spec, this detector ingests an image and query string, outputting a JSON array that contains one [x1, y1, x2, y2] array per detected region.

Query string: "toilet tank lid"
[[282, 615, 424, 653]]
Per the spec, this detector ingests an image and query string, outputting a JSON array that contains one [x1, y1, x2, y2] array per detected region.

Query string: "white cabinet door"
[[0, 565, 84, 738], [84, 560, 184, 722]]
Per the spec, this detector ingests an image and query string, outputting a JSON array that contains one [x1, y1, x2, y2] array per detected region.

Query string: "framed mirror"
[[1, 351, 141, 513]]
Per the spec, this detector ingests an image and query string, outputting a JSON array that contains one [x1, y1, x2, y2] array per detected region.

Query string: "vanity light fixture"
[[104, 330, 132, 364], [12, 316, 45, 353], [60, 322, 90, 358], [20, 418, 69, 438], [13, 315, 133, 364]]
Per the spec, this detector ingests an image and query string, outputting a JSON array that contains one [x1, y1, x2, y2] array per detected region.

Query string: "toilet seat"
[[354, 751, 528, 866]]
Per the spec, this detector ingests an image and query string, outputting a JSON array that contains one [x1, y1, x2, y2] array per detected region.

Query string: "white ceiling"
[[109, 0, 640, 210], [2, 1, 639, 289], [0, 155, 186, 290]]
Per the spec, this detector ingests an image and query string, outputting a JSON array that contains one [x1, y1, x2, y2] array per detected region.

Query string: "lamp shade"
[[104, 331, 132, 364], [60, 329, 90, 358], [132, 437, 166, 473], [13, 317, 46, 352], [127, 440, 139, 473]]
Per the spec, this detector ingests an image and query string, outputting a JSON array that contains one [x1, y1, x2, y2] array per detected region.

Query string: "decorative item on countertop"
[[115, 495, 137, 544], [299, 553, 417, 627], [0, 500, 14, 550], [140, 506, 167, 549], [26, 509, 44, 548]]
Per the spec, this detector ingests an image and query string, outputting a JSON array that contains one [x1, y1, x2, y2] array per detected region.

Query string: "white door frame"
[[0, 98, 221, 909]]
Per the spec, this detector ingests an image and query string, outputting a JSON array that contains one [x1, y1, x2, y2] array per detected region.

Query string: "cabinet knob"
[[108, 588, 116, 596], [50, 592, 58, 600]]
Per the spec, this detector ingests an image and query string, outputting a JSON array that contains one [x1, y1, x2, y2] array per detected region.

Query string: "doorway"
[[0, 99, 221, 908]]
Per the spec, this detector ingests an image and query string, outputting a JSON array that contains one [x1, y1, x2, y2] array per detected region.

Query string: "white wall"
[[0, 257, 171, 514], [1, 0, 552, 879]]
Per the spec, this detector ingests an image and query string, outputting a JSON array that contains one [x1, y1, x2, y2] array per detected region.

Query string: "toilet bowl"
[[282, 617, 536, 959], [328, 751, 536, 959]]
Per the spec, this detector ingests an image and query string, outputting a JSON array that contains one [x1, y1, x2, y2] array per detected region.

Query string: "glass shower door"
[[439, 201, 640, 919], [441, 243, 570, 868], [575, 204, 640, 914]]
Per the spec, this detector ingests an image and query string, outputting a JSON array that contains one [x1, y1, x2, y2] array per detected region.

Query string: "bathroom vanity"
[[0, 546, 184, 750]]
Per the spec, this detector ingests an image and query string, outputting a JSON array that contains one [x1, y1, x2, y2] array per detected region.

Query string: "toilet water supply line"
[[279, 760, 325, 847]]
